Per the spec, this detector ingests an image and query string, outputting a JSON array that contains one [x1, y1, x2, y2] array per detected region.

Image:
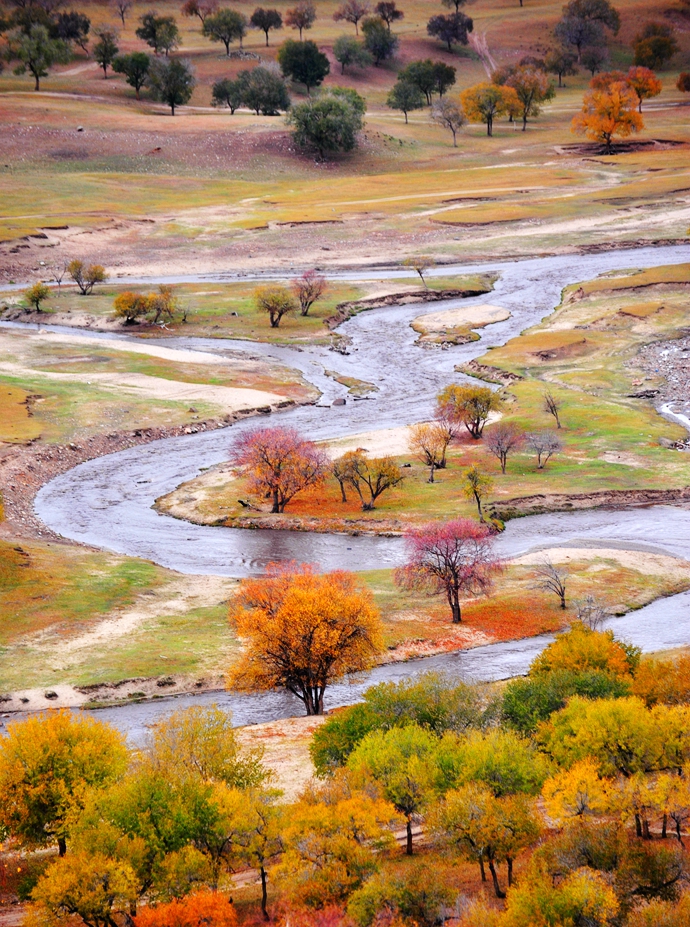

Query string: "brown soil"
[[489, 486, 690, 521], [324, 286, 491, 329]]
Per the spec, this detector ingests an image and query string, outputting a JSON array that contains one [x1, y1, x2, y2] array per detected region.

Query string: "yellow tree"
[[228, 563, 384, 715], [460, 82, 520, 136], [408, 422, 452, 482], [436, 384, 502, 439], [461, 464, 493, 522], [0, 711, 128, 856], [542, 758, 612, 824], [339, 450, 404, 510], [572, 80, 644, 153], [530, 622, 636, 680]]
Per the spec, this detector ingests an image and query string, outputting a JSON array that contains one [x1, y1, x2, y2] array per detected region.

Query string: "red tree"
[[230, 426, 328, 513], [395, 518, 500, 624], [291, 269, 327, 316]]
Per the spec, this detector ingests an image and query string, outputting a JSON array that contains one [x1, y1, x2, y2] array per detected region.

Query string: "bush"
[[287, 89, 364, 158]]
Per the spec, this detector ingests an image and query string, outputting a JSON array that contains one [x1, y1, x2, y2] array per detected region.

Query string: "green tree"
[[113, 51, 150, 99], [333, 33, 371, 73], [93, 28, 119, 77], [52, 10, 90, 52], [136, 12, 180, 55], [348, 860, 457, 927], [361, 15, 397, 65], [250, 6, 282, 46], [11, 24, 69, 90], [398, 59, 456, 104], [461, 464, 493, 521], [436, 728, 552, 796], [211, 75, 244, 112], [241, 65, 290, 114], [147, 57, 195, 115], [288, 90, 364, 158], [427, 11, 473, 52], [25, 281, 50, 310], [202, 8, 247, 54], [278, 37, 329, 93], [387, 79, 424, 122], [633, 22, 679, 70]]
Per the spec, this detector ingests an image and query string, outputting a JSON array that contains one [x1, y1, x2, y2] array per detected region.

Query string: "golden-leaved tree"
[[572, 81, 644, 153]]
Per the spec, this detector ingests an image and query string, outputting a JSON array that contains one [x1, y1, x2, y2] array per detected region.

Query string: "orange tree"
[[228, 563, 384, 715], [571, 80, 643, 153], [134, 890, 238, 926], [625, 65, 662, 112], [460, 82, 520, 136]]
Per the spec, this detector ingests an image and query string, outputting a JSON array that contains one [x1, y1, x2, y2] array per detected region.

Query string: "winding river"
[[15, 245, 690, 740]]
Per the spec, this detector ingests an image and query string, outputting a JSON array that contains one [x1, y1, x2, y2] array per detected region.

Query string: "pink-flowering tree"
[[395, 518, 500, 624], [291, 269, 328, 316], [230, 426, 328, 513]]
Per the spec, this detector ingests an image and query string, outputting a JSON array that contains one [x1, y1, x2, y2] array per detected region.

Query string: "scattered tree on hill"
[[399, 59, 457, 105], [333, 0, 370, 36], [431, 96, 464, 146], [181, 0, 218, 25], [500, 64, 555, 130], [93, 28, 118, 77], [68, 259, 107, 294], [333, 33, 371, 73], [526, 429, 563, 468], [228, 563, 384, 715], [387, 79, 424, 122], [532, 558, 568, 609], [562, 0, 620, 35], [543, 390, 562, 427], [572, 80, 643, 153], [555, 17, 605, 64], [545, 45, 578, 86], [409, 422, 453, 482], [462, 463, 493, 521], [25, 281, 50, 311], [113, 50, 150, 98], [284, 0, 316, 39], [203, 8, 247, 55], [461, 82, 520, 136], [374, 0, 402, 30], [254, 283, 297, 326], [336, 450, 403, 510], [625, 65, 662, 111], [291, 269, 327, 316], [52, 9, 90, 52], [288, 89, 365, 158], [437, 383, 502, 439], [147, 57, 195, 115], [278, 38, 329, 93], [581, 44, 608, 76], [361, 15, 397, 66], [427, 11, 473, 53], [10, 24, 69, 90], [136, 12, 180, 56], [250, 7, 282, 46], [484, 422, 524, 473], [633, 22, 679, 70], [211, 75, 244, 111], [402, 254, 435, 286], [396, 517, 499, 624], [0, 711, 128, 856], [241, 66, 291, 114], [113, 0, 133, 26], [230, 426, 328, 513], [677, 72, 690, 92]]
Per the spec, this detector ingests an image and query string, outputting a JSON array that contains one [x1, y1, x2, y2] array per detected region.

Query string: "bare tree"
[[576, 594, 609, 631], [333, 0, 370, 35], [291, 269, 327, 316], [332, 451, 358, 502], [484, 423, 524, 474], [51, 259, 69, 294], [402, 254, 436, 288], [113, 0, 132, 25], [526, 431, 562, 469], [431, 96, 465, 147], [543, 391, 562, 428], [531, 558, 567, 609]]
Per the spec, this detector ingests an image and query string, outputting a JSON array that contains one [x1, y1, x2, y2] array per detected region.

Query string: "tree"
[[147, 57, 194, 115], [555, 16, 605, 63], [546, 46, 578, 87], [228, 564, 384, 715], [113, 51, 150, 99], [288, 91, 364, 158], [134, 890, 238, 926], [564, 0, 621, 34], [250, 7, 282, 46], [0, 711, 128, 856], [136, 13, 180, 56], [582, 44, 608, 76], [235, 791, 283, 919], [68, 259, 107, 294], [526, 429, 562, 468], [333, 33, 371, 73], [625, 65, 662, 111], [211, 76, 244, 112], [531, 558, 568, 609], [437, 383, 502, 439], [374, 0, 402, 30], [113, 0, 133, 26], [291, 269, 327, 316], [361, 16, 397, 66], [348, 859, 457, 927], [460, 82, 520, 136], [634, 22, 678, 70], [348, 724, 438, 854], [229, 426, 328, 513], [398, 59, 456, 105], [11, 24, 69, 90], [284, 0, 316, 40], [542, 758, 611, 823], [113, 291, 150, 323], [442, 0, 467, 12], [278, 38, 329, 92], [181, 0, 218, 25], [503, 64, 554, 130], [396, 518, 499, 624], [409, 422, 452, 482], [633, 652, 690, 707], [438, 727, 551, 797], [338, 450, 403, 510], [25, 281, 50, 311], [461, 464, 493, 521], [333, 0, 370, 36], [387, 79, 424, 123], [543, 390, 562, 427], [202, 9, 246, 55], [484, 422, 523, 473], [532, 622, 637, 679], [254, 283, 297, 326], [572, 80, 644, 152], [93, 28, 118, 77], [402, 254, 435, 287], [678, 72, 690, 93], [427, 12, 473, 53], [241, 66, 290, 114], [431, 97, 464, 146]]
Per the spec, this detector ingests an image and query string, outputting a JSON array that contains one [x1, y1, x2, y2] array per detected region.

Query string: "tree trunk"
[[487, 116, 492, 136], [500, 455, 507, 474], [474, 493, 483, 521], [507, 857, 513, 886], [338, 480, 348, 502], [428, 462, 435, 483], [522, 114, 527, 130], [35, 73, 40, 91], [488, 859, 505, 899], [406, 819, 413, 856], [643, 817, 651, 840], [479, 857, 487, 882], [635, 814, 643, 838], [404, 111, 408, 123], [58, 836, 67, 856], [662, 814, 667, 839], [451, 129, 457, 147], [271, 489, 280, 513], [265, 32, 269, 46], [260, 865, 269, 920], [451, 596, 462, 624], [171, 103, 175, 115]]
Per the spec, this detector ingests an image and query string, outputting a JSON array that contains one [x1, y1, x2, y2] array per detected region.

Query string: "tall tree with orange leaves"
[[571, 80, 643, 152], [134, 890, 238, 926], [228, 563, 384, 715]]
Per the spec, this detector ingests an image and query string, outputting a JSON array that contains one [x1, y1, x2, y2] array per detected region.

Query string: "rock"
[[188, 406, 198, 413], [332, 398, 346, 407], [659, 437, 675, 448], [76, 126, 84, 132], [44, 690, 58, 700], [156, 676, 175, 688]]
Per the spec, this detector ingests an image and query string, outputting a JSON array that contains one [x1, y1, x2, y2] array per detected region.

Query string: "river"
[[11, 244, 690, 740]]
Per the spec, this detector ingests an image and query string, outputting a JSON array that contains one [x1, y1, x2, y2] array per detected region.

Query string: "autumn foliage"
[[572, 80, 644, 153], [134, 890, 238, 926], [228, 563, 384, 714]]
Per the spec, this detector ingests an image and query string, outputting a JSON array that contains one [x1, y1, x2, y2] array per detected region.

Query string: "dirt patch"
[[236, 715, 326, 801], [455, 359, 523, 386], [324, 287, 491, 330], [489, 486, 690, 521], [412, 304, 510, 345]]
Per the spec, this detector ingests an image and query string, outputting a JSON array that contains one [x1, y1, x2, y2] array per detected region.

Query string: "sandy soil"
[[412, 304, 510, 333], [236, 715, 326, 801], [514, 547, 690, 581]]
